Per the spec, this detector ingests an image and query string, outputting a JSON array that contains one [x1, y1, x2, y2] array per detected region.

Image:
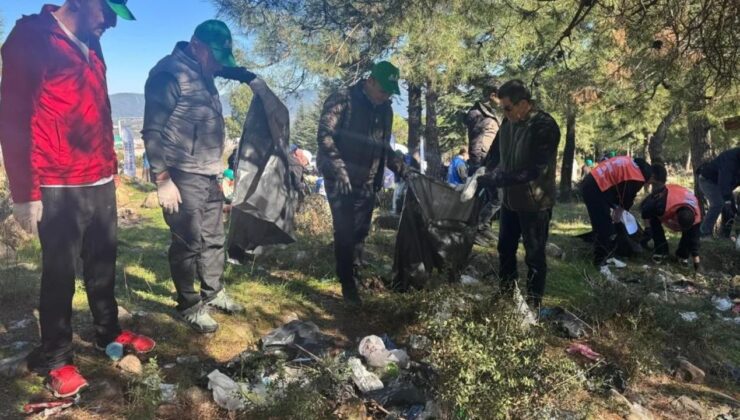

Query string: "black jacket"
[[699, 147, 740, 202]]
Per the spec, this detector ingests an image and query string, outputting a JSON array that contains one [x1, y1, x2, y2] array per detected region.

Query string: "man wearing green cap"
[[0, 0, 157, 398], [317, 61, 404, 304], [143, 20, 257, 333]]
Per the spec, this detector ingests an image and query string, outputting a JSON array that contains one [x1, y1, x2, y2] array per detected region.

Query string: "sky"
[[1, 0, 226, 94]]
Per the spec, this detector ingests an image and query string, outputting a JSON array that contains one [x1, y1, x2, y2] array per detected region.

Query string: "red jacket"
[[662, 184, 701, 232], [591, 156, 645, 192], [0, 5, 116, 203]]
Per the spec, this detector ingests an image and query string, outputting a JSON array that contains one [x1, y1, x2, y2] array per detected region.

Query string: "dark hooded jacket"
[[465, 101, 500, 167]]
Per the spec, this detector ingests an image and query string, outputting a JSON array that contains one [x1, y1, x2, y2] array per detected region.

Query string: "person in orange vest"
[[640, 182, 702, 271], [580, 156, 661, 267]]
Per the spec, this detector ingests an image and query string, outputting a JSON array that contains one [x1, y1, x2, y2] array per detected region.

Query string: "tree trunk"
[[688, 111, 712, 214], [559, 104, 577, 201], [407, 83, 422, 154], [424, 80, 441, 179], [648, 103, 681, 164]]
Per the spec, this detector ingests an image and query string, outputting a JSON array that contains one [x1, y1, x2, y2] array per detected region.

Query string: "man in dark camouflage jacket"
[[316, 61, 402, 304]]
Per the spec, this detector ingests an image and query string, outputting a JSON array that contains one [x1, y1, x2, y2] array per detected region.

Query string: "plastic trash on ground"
[[513, 287, 537, 327], [260, 320, 334, 359], [460, 274, 480, 285], [605, 257, 627, 269], [159, 383, 177, 403], [207, 369, 249, 411], [539, 307, 592, 338], [566, 343, 602, 361], [711, 296, 733, 312], [680, 311, 698, 322], [359, 335, 410, 369], [348, 357, 384, 393], [105, 342, 124, 361]]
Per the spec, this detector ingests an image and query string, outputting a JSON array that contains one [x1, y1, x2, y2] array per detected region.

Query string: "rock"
[[118, 306, 133, 324], [627, 403, 654, 420], [674, 357, 705, 384], [0, 349, 31, 378], [671, 396, 705, 417], [118, 355, 143, 375], [546, 242, 565, 259], [460, 274, 480, 285], [348, 357, 384, 393], [155, 404, 179, 419], [142, 192, 159, 209]]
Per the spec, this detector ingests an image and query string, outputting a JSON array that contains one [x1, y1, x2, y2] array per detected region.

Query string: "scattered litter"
[[366, 379, 425, 406], [712, 296, 733, 312], [162, 363, 176, 369], [606, 257, 627, 269], [105, 342, 124, 361], [674, 357, 705, 384], [721, 317, 740, 324], [348, 357, 384, 393], [647, 292, 661, 300], [539, 307, 593, 339], [176, 355, 200, 364], [381, 334, 398, 350], [132, 311, 149, 317], [2, 341, 30, 351], [669, 280, 699, 294], [22, 395, 79, 416], [8, 318, 32, 330], [260, 320, 334, 359], [513, 287, 537, 327], [679, 312, 698, 322], [460, 274, 480, 285], [588, 362, 627, 392], [359, 335, 410, 369], [600, 265, 620, 284], [733, 304, 740, 314], [207, 369, 249, 411], [118, 354, 143, 375], [159, 383, 177, 403], [566, 343, 602, 361], [0, 349, 31, 378]]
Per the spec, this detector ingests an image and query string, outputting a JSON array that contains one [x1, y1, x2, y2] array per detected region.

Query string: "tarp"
[[391, 172, 481, 291], [227, 79, 297, 254]]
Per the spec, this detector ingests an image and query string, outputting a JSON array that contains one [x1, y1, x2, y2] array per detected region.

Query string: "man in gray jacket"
[[143, 20, 255, 333]]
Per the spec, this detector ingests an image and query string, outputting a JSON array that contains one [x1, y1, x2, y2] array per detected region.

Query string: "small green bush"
[[419, 288, 583, 419]]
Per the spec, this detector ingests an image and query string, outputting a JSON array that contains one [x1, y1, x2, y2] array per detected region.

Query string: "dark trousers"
[[38, 182, 121, 370], [327, 185, 375, 291], [497, 205, 552, 305], [163, 169, 225, 312], [649, 219, 700, 258], [581, 178, 615, 265]]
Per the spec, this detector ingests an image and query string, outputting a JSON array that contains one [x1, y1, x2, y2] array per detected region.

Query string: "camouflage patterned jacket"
[[316, 81, 394, 192]]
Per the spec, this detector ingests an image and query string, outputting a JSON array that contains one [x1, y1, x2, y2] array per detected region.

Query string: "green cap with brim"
[[370, 61, 401, 95], [193, 20, 237, 67], [106, 0, 135, 21]]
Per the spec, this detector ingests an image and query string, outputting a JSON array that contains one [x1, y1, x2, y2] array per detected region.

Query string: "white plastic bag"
[[207, 369, 248, 411]]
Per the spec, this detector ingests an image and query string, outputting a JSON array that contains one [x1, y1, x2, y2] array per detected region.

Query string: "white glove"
[[156, 178, 182, 214], [13, 201, 43, 235]]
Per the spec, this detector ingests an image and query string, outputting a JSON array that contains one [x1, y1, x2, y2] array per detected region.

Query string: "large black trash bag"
[[227, 80, 297, 255], [391, 173, 480, 291]]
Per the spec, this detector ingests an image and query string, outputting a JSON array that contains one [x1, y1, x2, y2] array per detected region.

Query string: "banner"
[[121, 125, 137, 178]]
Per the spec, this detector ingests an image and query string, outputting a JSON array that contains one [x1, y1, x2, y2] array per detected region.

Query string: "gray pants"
[[698, 176, 724, 236], [164, 168, 225, 312]]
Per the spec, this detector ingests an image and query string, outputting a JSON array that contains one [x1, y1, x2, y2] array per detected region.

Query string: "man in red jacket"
[[0, 1, 154, 398]]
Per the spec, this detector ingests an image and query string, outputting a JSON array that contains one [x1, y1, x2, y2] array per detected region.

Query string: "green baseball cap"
[[370, 61, 401, 95], [105, 0, 135, 21], [193, 20, 237, 67]]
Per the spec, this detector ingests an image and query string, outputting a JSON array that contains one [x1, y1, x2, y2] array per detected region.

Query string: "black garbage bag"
[[227, 80, 297, 255], [391, 173, 480, 291]]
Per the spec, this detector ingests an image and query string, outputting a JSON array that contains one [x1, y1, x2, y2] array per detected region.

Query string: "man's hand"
[[156, 177, 182, 214], [336, 169, 353, 195], [215, 67, 257, 84], [612, 207, 625, 224], [13, 201, 43, 235], [477, 168, 503, 189], [723, 199, 737, 216]]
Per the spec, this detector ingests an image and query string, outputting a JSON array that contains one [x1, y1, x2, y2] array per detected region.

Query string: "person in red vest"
[[640, 182, 702, 270], [580, 156, 660, 266], [0, 1, 155, 398]]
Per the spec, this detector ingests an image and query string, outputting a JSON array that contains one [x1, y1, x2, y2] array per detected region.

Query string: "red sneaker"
[[47, 365, 88, 398], [113, 330, 156, 354]]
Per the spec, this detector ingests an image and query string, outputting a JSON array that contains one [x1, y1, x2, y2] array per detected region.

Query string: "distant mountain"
[[110, 93, 233, 121]]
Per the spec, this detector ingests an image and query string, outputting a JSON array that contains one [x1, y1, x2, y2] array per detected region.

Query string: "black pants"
[[163, 169, 225, 312], [327, 184, 375, 291], [649, 219, 700, 258], [581, 177, 616, 265], [38, 182, 121, 370], [497, 205, 552, 305]]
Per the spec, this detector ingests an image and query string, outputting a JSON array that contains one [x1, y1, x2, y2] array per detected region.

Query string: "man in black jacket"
[[317, 61, 403, 304], [478, 80, 560, 308], [697, 147, 740, 238]]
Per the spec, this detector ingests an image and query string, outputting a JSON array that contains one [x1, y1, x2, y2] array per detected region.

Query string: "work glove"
[[215, 67, 257, 84], [13, 201, 43, 235], [476, 168, 503, 189], [611, 207, 625, 224], [156, 178, 182, 214], [335, 169, 353, 195]]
